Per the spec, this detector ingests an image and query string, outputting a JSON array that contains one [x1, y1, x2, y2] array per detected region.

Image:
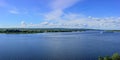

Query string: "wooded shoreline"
[[0, 28, 88, 33], [0, 28, 119, 34]]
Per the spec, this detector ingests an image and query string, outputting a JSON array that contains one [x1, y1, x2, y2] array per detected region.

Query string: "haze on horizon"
[[0, 0, 120, 30]]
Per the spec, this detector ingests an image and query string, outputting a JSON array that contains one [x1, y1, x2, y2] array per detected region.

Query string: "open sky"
[[0, 0, 120, 29]]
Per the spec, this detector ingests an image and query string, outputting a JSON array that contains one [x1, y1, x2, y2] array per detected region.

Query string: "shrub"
[[98, 53, 120, 60]]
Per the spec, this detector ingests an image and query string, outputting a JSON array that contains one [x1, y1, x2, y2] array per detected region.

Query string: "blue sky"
[[0, 0, 120, 29]]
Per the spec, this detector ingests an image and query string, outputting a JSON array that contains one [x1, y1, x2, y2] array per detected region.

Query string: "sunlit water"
[[0, 31, 120, 60]]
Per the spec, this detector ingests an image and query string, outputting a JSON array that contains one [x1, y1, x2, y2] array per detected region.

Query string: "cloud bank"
[[1, 0, 119, 30], [19, 0, 120, 30], [21, 16, 120, 30]]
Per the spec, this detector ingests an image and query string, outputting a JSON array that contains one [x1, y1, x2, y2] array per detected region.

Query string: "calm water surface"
[[0, 31, 120, 60]]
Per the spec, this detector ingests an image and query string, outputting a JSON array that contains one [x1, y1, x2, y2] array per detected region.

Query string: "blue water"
[[0, 31, 120, 60]]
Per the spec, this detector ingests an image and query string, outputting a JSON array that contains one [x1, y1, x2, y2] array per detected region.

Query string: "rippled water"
[[0, 31, 120, 60]]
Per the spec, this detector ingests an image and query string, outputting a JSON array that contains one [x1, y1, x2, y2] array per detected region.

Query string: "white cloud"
[[9, 9, 19, 14], [44, 10, 63, 20], [9, 7, 20, 14], [41, 16, 120, 29], [21, 21, 27, 28], [50, 0, 80, 10], [0, 0, 22, 15], [41, 0, 120, 29], [40, 22, 49, 25], [44, 0, 81, 21]]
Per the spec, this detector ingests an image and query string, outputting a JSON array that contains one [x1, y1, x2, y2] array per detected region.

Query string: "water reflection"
[[0, 32, 120, 60]]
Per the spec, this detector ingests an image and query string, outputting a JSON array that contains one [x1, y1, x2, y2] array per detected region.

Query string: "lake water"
[[0, 31, 120, 60]]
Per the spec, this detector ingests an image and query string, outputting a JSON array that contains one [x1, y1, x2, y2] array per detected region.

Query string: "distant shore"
[[0, 28, 119, 34], [0, 28, 88, 34]]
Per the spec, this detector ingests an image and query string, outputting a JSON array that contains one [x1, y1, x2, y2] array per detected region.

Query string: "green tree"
[[98, 56, 104, 60], [104, 56, 111, 60], [112, 53, 120, 60]]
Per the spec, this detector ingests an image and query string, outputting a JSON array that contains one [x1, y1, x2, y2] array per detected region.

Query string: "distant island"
[[0, 28, 119, 34]]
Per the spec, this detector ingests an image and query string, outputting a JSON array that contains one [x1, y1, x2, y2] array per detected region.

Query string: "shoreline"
[[0, 28, 119, 34]]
